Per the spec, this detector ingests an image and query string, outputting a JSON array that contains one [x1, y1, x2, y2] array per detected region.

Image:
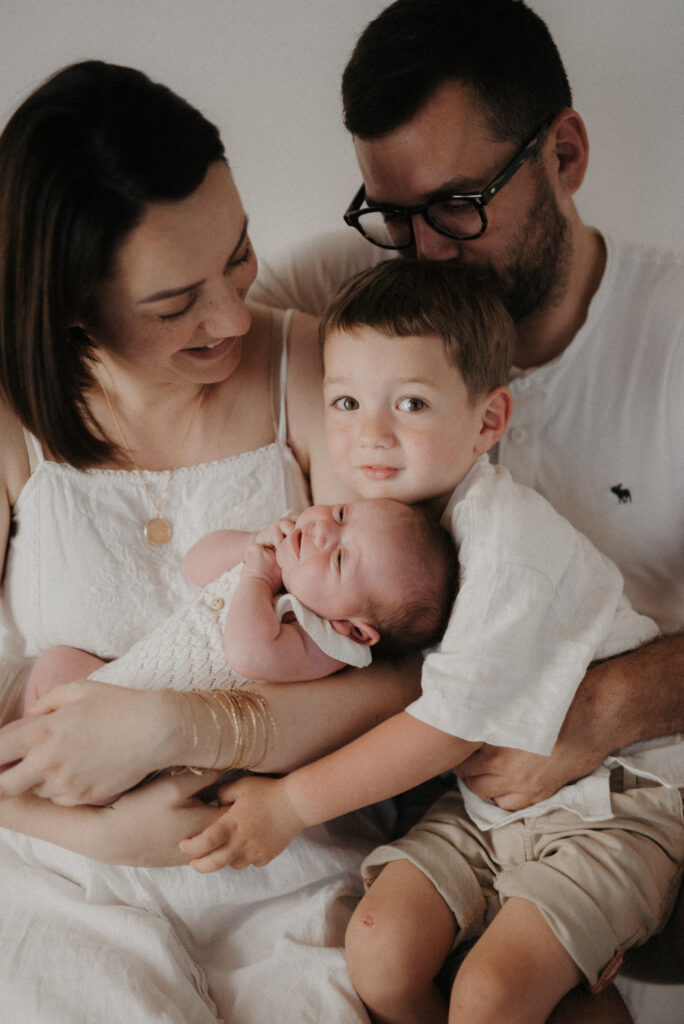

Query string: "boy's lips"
[[360, 465, 399, 480]]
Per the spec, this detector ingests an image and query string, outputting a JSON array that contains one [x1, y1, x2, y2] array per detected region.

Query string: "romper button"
[[209, 597, 225, 610], [509, 427, 527, 443]]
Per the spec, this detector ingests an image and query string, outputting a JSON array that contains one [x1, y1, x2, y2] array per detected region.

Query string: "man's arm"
[[458, 634, 683, 809]]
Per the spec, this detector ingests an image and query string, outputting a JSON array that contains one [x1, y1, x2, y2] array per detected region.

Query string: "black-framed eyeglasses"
[[343, 119, 551, 250]]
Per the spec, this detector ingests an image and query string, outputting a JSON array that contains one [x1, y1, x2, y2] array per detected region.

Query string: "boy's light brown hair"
[[319, 258, 515, 400]]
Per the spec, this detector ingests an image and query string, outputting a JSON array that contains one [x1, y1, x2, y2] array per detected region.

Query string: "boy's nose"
[[359, 411, 394, 448]]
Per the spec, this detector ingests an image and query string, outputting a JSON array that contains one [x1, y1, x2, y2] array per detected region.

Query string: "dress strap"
[[22, 428, 45, 474], [273, 308, 294, 444]]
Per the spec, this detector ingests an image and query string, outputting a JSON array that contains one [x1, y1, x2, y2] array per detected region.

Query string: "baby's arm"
[[180, 711, 479, 871], [182, 530, 254, 587], [24, 646, 108, 713], [225, 542, 347, 681], [182, 517, 296, 587]]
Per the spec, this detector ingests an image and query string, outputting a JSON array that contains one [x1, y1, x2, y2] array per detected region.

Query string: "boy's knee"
[[346, 902, 423, 1008], [449, 957, 513, 1024]]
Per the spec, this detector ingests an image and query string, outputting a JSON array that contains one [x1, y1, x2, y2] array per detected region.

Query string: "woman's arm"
[[0, 772, 225, 866], [0, 657, 423, 803], [458, 634, 684, 809]]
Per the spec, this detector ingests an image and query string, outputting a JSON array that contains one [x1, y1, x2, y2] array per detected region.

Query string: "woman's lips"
[[183, 336, 238, 360]]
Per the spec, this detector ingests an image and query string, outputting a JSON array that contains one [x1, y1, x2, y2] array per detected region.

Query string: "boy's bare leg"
[[448, 897, 582, 1024], [547, 984, 633, 1023], [345, 859, 455, 1024], [24, 646, 106, 711]]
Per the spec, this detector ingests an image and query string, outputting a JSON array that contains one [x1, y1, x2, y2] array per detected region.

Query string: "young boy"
[[179, 260, 684, 1024]]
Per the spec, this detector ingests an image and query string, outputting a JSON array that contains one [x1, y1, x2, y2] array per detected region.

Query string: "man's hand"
[[179, 774, 305, 871], [456, 742, 595, 810], [457, 660, 618, 809]]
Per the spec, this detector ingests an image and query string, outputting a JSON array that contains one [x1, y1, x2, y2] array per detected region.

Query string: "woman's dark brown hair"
[[0, 61, 225, 467]]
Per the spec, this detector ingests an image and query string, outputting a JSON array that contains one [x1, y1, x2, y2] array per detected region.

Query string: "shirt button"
[[208, 596, 225, 610], [515, 376, 531, 391], [509, 427, 527, 443]]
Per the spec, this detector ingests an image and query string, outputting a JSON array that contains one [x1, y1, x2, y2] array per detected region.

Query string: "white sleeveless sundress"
[[0, 308, 381, 1024]]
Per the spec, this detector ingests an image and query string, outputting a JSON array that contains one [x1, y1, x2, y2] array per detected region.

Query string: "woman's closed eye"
[[157, 294, 198, 321], [397, 396, 427, 412], [226, 241, 252, 271]]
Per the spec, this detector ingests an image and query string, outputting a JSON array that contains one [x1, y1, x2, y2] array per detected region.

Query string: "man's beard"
[[477, 168, 572, 323]]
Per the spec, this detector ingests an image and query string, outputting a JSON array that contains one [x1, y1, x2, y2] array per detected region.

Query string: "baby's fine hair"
[[371, 505, 458, 659], [319, 259, 515, 399]]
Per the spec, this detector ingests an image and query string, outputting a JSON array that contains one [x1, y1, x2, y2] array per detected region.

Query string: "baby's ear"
[[330, 618, 380, 647]]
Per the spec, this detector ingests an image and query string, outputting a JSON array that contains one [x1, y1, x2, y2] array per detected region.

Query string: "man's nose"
[[412, 215, 461, 261]]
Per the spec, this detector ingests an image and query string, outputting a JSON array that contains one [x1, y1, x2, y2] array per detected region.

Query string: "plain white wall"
[[1, 1, 682, 262]]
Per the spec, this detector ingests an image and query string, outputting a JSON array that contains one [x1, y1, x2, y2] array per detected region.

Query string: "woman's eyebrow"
[[138, 217, 249, 304]]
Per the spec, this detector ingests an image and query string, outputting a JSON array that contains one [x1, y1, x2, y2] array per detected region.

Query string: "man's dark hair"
[[342, 0, 572, 144]]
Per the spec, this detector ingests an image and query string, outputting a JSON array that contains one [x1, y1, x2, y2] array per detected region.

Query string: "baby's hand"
[[241, 543, 283, 593], [252, 517, 296, 550], [179, 775, 305, 871]]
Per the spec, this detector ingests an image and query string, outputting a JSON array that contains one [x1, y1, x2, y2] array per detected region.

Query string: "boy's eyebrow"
[[324, 374, 440, 387], [138, 218, 249, 304]]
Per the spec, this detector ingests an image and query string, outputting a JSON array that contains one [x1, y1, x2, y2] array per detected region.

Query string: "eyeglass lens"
[[356, 197, 484, 247]]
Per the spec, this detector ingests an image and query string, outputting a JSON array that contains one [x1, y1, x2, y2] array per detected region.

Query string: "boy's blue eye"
[[332, 396, 359, 411]]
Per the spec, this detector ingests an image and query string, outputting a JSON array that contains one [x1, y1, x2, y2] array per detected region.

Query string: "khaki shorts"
[[361, 783, 684, 989]]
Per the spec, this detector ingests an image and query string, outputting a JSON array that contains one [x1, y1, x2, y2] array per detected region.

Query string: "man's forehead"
[[353, 84, 506, 203]]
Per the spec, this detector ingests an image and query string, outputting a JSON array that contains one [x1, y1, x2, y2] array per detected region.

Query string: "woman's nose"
[[202, 283, 251, 338]]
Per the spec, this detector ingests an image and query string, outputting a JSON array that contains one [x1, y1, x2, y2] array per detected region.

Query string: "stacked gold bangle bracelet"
[[173, 687, 276, 776]]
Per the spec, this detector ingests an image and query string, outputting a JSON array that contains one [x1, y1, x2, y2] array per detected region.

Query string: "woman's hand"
[[92, 771, 225, 866], [0, 680, 186, 805]]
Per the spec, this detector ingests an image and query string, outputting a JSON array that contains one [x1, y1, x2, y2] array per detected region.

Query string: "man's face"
[[353, 81, 571, 323]]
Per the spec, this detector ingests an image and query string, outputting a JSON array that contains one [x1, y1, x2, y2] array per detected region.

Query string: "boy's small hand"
[[179, 775, 305, 872]]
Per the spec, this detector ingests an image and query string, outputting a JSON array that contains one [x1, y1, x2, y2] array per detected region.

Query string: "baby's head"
[[276, 498, 457, 657], [319, 259, 515, 511]]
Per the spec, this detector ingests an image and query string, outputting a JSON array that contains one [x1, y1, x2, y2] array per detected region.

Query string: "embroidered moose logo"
[[610, 484, 632, 504]]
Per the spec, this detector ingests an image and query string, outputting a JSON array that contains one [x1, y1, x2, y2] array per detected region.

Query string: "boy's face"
[[275, 499, 413, 631], [323, 327, 492, 509]]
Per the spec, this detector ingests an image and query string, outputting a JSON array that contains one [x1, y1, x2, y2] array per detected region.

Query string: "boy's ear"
[[330, 618, 381, 647], [476, 386, 513, 454]]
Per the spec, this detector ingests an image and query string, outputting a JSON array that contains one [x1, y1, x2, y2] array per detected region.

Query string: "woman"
[[0, 61, 418, 1022]]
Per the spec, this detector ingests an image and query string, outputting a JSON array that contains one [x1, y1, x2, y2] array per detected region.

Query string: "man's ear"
[[546, 109, 589, 197], [476, 386, 513, 454], [330, 618, 381, 647]]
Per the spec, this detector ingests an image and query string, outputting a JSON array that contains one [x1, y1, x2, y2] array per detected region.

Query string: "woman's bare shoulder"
[[0, 395, 30, 504]]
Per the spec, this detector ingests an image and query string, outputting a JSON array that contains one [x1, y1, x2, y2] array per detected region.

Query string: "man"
[[253, 1, 684, 1018]]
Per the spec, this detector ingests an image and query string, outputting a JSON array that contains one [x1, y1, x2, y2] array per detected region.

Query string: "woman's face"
[[86, 161, 257, 385]]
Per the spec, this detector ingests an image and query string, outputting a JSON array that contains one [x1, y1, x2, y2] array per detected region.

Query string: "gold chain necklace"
[[98, 376, 206, 546]]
